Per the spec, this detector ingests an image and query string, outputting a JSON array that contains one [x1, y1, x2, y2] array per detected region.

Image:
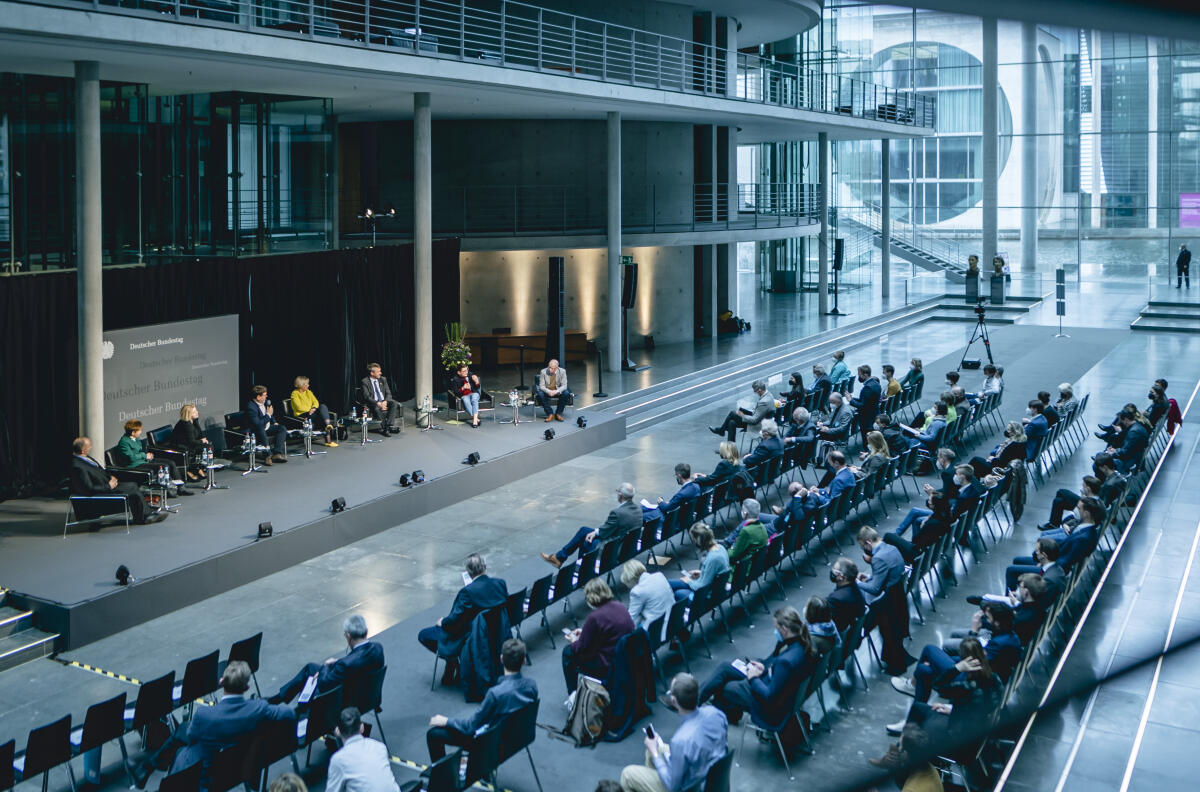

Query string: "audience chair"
[[173, 650, 220, 716], [663, 599, 692, 672], [346, 665, 390, 751], [155, 760, 200, 792], [735, 681, 809, 780], [70, 693, 132, 788], [295, 686, 342, 768], [838, 610, 871, 691], [13, 714, 75, 792], [217, 633, 264, 697], [643, 615, 669, 690], [496, 700, 544, 792], [64, 495, 132, 537], [245, 716, 296, 791], [504, 587, 529, 650], [703, 748, 735, 792], [400, 748, 463, 792], [461, 722, 502, 790], [0, 739, 14, 792], [205, 740, 253, 792], [525, 575, 556, 648], [550, 565, 579, 627], [127, 671, 176, 746]]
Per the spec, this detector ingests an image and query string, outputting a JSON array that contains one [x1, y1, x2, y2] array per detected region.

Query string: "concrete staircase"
[[931, 295, 1046, 324], [1130, 300, 1200, 332], [842, 212, 968, 282], [0, 590, 58, 672]]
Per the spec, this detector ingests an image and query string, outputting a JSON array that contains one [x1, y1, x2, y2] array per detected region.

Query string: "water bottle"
[[158, 466, 169, 488], [303, 417, 313, 433], [350, 406, 358, 420]]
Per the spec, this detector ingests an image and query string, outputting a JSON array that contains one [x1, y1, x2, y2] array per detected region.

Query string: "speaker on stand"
[[825, 237, 849, 316], [620, 257, 650, 372]]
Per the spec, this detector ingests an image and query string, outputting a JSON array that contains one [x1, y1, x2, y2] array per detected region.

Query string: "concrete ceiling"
[[899, 1, 1200, 40]]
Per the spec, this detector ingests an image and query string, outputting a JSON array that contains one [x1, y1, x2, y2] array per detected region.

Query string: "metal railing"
[[25, 0, 935, 129], [844, 203, 969, 272]]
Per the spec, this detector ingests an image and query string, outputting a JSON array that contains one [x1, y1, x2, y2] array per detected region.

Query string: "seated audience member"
[[885, 490, 952, 562], [779, 371, 806, 401], [807, 364, 833, 406], [619, 673, 728, 792], [953, 574, 1050, 653], [880, 638, 1002, 753], [1038, 391, 1061, 427], [968, 363, 1003, 403], [698, 607, 816, 726], [784, 407, 818, 446], [829, 350, 853, 392], [904, 402, 948, 453], [991, 537, 1066, 601], [244, 385, 289, 464], [1145, 384, 1169, 426], [651, 463, 701, 515], [805, 596, 841, 655], [327, 707, 400, 792], [1091, 454, 1129, 507], [132, 660, 294, 789], [710, 380, 774, 442], [418, 554, 508, 686], [882, 364, 902, 399], [116, 419, 190, 495], [949, 465, 986, 519], [743, 419, 784, 466], [1095, 402, 1140, 444], [671, 523, 731, 602], [1158, 379, 1183, 434], [722, 499, 769, 566], [1107, 410, 1149, 473], [1023, 399, 1049, 453], [536, 358, 573, 422], [852, 431, 890, 479], [624, 560, 674, 633], [290, 375, 337, 445], [764, 482, 823, 536], [944, 370, 960, 391], [1014, 499, 1103, 579], [969, 421, 1027, 479], [877, 413, 913, 457], [542, 482, 641, 568], [171, 403, 211, 480], [814, 450, 856, 504], [850, 365, 883, 447], [449, 364, 485, 428], [271, 614, 383, 704], [692, 441, 742, 487], [857, 527, 911, 675], [427, 639, 538, 760], [815, 392, 855, 446], [827, 557, 868, 633], [890, 605, 1017, 708], [562, 580, 634, 693], [869, 723, 943, 790], [360, 363, 401, 436], [899, 358, 924, 396], [1055, 383, 1079, 419], [70, 436, 159, 525], [1040, 474, 1106, 531]]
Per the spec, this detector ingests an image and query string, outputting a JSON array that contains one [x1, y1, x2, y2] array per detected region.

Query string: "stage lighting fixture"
[[576, 416, 588, 428], [412, 470, 425, 484], [257, 522, 273, 540], [115, 565, 133, 586], [331, 497, 346, 513], [399, 473, 412, 487], [464, 452, 481, 466], [544, 428, 556, 441]]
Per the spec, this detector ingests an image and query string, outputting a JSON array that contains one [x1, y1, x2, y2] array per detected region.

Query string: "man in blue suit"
[[643, 463, 702, 523], [850, 365, 882, 449], [243, 385, 288, 464], [271, 614, 384, 704], [1023, 400, 1049, 462], [1006, 499, 1104, 588], [1109, 412, 1149, 473], [132, 661, 294, 789], [742, 420, 785, 467], [950, 465, 987, 519], [814, 450, 856, 505], [418, 554, 508, 686]]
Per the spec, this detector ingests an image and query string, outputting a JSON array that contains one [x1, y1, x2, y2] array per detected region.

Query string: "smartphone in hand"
[[644, 724, 656, 740]]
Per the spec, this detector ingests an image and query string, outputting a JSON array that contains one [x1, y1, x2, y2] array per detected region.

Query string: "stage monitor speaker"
[[961, 359, 981, 369], [546, 256, 565, 362], [621, 261, 638, 309], [833, 238, 845, 272]]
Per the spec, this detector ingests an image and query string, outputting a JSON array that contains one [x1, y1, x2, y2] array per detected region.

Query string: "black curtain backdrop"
[[0, 239, 460, 493]]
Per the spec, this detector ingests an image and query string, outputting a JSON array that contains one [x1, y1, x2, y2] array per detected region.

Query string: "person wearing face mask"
[[1055, 383, 1079, 419], [884, 490, 952, 563], [815, 392, 855, 448], [949, 465, 986, 520], [784, 407, 818, 447], [807, 364, 833, 408], [856, 527, 912, 676], [1145, 385, 1169, 426], [696, 606, 817, 727], [849, 365, 883, 449], [902, 402, 948, 456], [779, 371, 806, 402], [892, 450, 955, 538], [952, 574, 1050, 654], [1006, 499, 1104, 587], [828, 350, 853, 393], [1022, 400, 1049, 461], [1039, 474, 1104, 532], [1037, 391, 1060, 427], [899, 358, 924, 397], [826, 557, 867, 633], [1106, 411, 1150, 473], [876, 413, 913, 457], [969, 421, 1027, 479]]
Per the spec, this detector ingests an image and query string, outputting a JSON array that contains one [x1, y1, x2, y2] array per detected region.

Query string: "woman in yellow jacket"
[[290, 376, 338, 447]]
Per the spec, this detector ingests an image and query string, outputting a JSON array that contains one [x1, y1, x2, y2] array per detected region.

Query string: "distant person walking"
[[1177, 243, 1191, 289]]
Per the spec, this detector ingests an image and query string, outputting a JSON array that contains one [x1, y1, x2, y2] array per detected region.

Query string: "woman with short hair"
[[290, 376, 337, 446], [561, 579, 634, 693], [450, 364, 484, 428], [804, 596, 842, 655], [117, 419, 191, 495]]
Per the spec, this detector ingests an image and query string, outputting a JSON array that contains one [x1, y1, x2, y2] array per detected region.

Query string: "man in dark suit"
[[1177, 242, 1191, 288], [361, 362, 401, 436], [69, 436, 159, 525], [243, 385, 288, 464], [742, 420, 784, 467], [271, 614, 385, 704], [1023, 400, 1049, 461], [850, 365, 882, 449], [1109, 412, 1149, 473], [814, 450, 856, 505], [541, 482, 642, 568], [950, 465, 986, 519], [784, 406, 818, 447], [827, 557, 867, 633], [418, 554, 509, 686]]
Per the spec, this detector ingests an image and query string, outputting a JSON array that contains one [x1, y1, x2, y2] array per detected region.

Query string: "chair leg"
[[526, 747, 544, 792], [118, 735, 135, 788], [772, 732, 796, 781], [853, 652, 870, 691], [373, 710, 390, 751], [431, 653, 440, 691], [736, 721, 749, 767]]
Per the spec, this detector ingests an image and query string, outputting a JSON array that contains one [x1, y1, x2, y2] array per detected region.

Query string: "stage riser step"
[[934, 304, 1031, 315], [0, 630, 58, 673], [0, 607, 34, 639], [1147, 300, 1200, 311], [1130, 319, 1200, 333], [934, 316, 1018, 325], [1138, 311, 1200, 321]]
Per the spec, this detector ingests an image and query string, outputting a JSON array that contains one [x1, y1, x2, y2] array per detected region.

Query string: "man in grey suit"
[[542, 482, 642, 568], [711, 380, 775, 442], [857, 526, 914, 676], [360, 362, 401, 436]]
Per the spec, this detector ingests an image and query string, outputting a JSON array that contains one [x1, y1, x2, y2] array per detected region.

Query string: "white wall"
[[459, 245, 694, 347]]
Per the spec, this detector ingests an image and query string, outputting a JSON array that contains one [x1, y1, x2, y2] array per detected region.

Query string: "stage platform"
[[0, 410, 624, 650]]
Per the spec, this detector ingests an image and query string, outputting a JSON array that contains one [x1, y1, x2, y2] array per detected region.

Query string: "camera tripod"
[[960, 303, 995, 369]]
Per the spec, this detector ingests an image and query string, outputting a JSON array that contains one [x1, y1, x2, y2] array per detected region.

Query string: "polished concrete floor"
[[1, 273, 1197, 792]]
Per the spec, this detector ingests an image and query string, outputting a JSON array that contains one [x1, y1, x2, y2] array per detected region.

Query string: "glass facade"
[[0, 75, 333, 272]]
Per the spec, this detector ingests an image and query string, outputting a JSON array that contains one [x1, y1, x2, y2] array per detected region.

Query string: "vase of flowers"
[[440, 322, 472, 372]]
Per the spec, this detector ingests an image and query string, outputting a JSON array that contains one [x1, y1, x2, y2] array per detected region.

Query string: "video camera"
[[973, 299, 987, 319]]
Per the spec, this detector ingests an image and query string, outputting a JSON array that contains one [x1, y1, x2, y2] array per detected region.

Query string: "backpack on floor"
[[565, 676, 610, 747]]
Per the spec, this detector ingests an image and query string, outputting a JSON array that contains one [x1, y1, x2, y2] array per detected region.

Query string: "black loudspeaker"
[[546, 256, 565, 363], [833, 238, 845, 272], [257, 522, 273, 539], [464, 452, 480, 466], [330, 497, 346, 513], [621, 261, 638, 309], [961, 359, 982, 370]]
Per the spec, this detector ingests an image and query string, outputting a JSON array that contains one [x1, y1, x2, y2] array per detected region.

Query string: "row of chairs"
[[1025, 394, 1093, 488]]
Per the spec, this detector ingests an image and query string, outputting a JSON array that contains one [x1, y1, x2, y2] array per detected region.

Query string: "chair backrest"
[[525, 575, 553, 617], [505, 587, 528, 627], [664, 599, 689, 643], [148, 425, 174, 447], [206, 740, 253, 792], [227, 632, 263, 673], [133, 671, 176, 731], [497, 698, 540, 765], [0, 738, 14, 791], [224, 412, 245, 432], [302, 686, 343, 748], [703, 748, 735, 792], [550, 565, 576, 604], [156, 760, 201, 792], [246, 715, 297, 788], [21, 714, 72, 778], [180, 650, 220, 704], [462, 722, 502, 788], [425, 749, 464, 792], [575, 549, 601, 588], [79, 692, 128, 752], [346, 664, 387, 713], [69, 495, 129, 522]]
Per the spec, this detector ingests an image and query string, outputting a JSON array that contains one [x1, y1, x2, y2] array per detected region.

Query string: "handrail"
[[12, 0, 935, 129]]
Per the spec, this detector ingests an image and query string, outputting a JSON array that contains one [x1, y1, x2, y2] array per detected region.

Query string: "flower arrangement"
[[440, 322, 472, 372]]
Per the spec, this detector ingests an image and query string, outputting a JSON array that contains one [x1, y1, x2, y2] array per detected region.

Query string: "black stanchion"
[[591, 341, 608, 398], [517, 344, 528, 392]]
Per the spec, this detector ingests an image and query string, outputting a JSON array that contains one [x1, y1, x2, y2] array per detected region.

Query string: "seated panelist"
[[244, 385, 288, 464], [290, 376, 337, 446], [116, 419, 190, 495], [360, 362, 401, 436]]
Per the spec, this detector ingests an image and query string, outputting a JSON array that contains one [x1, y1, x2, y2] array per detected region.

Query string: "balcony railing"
[[22, 0, 935, 129]]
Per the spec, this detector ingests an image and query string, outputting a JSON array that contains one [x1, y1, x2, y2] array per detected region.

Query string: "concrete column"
[[1021, 21, 1038, 270], [328, 115, 339, 250], [881, 138, 891, 299], [607, 111, 622, 372], [413, 93, 433, 408], [818, 132, 829, 315], [725, 242, 739, 317], [75, 60, 104, 454], [982, 17, 999, 265]]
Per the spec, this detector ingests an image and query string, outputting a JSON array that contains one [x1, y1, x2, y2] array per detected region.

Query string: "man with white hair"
[[710, 380, 774, 442], [722, 499, 768, 566], [784, 406, 817, 446], [542, 482, 641, 568], [270, 614, 385, 704], [1055, 383, 1079, 419], [742, 419, 784, 466]]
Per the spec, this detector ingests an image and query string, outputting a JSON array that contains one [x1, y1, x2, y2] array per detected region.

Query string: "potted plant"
[[440, 322, 472, 373]]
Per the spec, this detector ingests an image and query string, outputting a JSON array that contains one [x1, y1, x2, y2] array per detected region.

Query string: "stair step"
[[1146, 300, 1200, 313], [0, 606, 34, 638], [0, 630, 58, 672], [935, 314, 1017, 325], [1138, 310, 1200, 321], [1130, 316, 1200, 332], [934, 303, 1032, 314]]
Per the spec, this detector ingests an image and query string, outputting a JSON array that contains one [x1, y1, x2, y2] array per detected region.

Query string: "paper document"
[[297, 674, 319, 704], [640, 498, 655, 509], [462, 570, 472, 586], [731, 659, 749, 676]]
